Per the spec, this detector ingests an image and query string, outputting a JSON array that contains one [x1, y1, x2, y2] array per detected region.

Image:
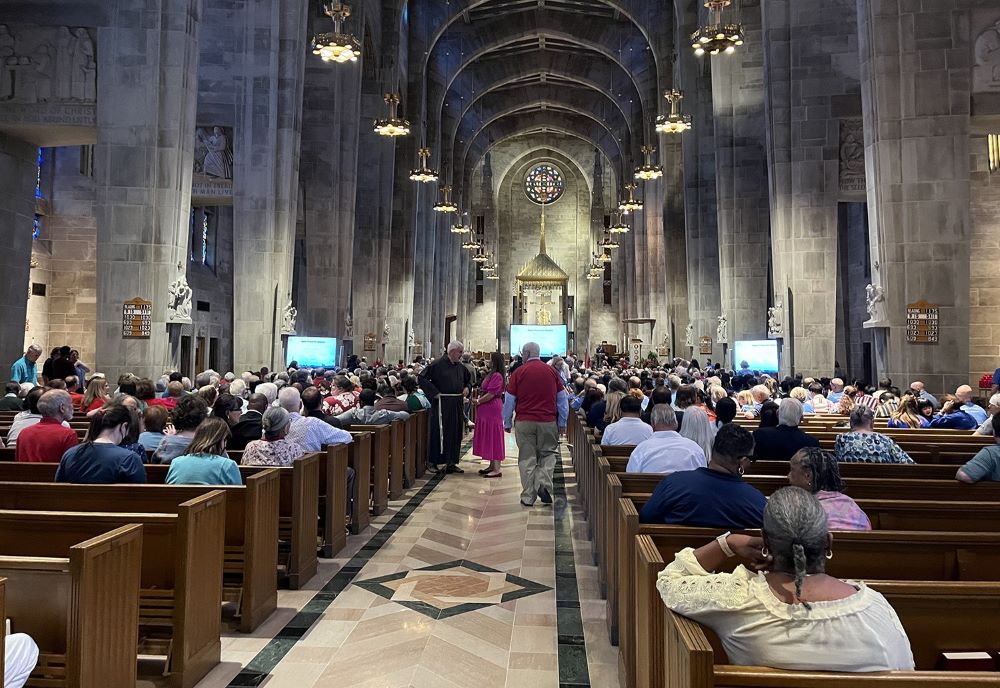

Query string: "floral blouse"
[[833, 431, 914, 464], [241, 439, 304, 467], [816, 491, 872, 530]]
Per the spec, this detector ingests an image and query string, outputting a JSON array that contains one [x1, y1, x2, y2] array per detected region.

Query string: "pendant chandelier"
[[462, 236, 481, 250], [634, 144, 663, 180], [609, 211, 630, 234], [433, 185, 458, 213], [619, 182, 643, 213], [586, 255, 603, 279], [409, 147, 439, 183], [450, 211, 470, 234], [485, 268, 500, 280], [311, 3, 361, 63], [655, 90, 693, 134], [691, 0, 745, 57], [374, 93, 410, 137], [472, 247, 489, 263], [598, 250, 612, 263], [600, 230, 619, 251]]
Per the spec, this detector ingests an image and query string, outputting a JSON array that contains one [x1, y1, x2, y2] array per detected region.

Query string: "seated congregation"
[[567, 356, 1000, 687], [0, 350, 434, 687]]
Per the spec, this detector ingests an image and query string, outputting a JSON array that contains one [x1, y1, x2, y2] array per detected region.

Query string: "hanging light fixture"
[[619, 182, 643, 213], [311, 3, 361, 63], [449, 211, 470, 234], [655, 90, 693, 134], [586, 253, 604, 279], [433, 185, 458, 213], [691, 0, 745, 57], [486, 268, 500, 280], [374, 93, 410, 137], [410, 147, 439, 183], [472, 246, 489, 263], [462, 236, 481, 250], [598, 250, 612, 263], [600, 230, 619, 251], [634, 144, 663, 180], [609, 211, 631, 234]]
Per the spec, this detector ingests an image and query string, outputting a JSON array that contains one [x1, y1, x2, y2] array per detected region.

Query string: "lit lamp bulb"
[[634, 144, 663, 181], [433, 185, 458, 213], [609, 211, 631, 234], [409, 147, 439, 183], [374, 93, 410, 137], [690, 0, 744, 58], [618, 182, 643, 213], [655, 90, 693, 134], [311, 3, 361, 63]]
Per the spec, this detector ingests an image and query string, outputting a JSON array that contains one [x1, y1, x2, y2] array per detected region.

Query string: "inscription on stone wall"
[[973, 14, 1000, 93], [839, 118, 865, 193]]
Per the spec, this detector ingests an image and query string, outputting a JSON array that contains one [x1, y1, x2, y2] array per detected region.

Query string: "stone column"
[[230, 0, 308, 372], [857, 0, 973, 392], [93, 0, 200, 382], [711, 2, 771, 342], [660, 136, 689, 358], [0, 134, 36, 370], [761, 0, 860, 375]]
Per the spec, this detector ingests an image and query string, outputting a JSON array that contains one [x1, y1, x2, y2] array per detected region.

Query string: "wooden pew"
[[403, 413, 417, 487], [627, 529, 1000, 688], [413, 409, 428, 479], [344, 433, 372, 533], [0, 500, 223, 688], [0, 526, 143, 688], [350, 426, 391, 515], [0, 466, 278, 632], [662, 591, 1000, 688]]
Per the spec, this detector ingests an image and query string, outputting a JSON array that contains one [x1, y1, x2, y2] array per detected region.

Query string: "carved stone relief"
[[973, 15, 1000, 93], [839, 118, 865, 194]]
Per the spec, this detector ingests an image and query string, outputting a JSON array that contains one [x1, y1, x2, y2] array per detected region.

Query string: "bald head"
[[830, 378, 844, 391], [955, 385, 973, 403], [247, 393, 268, 414], [521, 342, 541, 360]]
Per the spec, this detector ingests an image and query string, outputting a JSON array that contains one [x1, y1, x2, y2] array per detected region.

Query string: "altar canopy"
[[515, 208, 568, 326]]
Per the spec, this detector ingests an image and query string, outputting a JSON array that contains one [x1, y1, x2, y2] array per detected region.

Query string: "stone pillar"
[[231, 0, 308, 372], [711, 2, 771, 343], [660, 136, 689, 359], [0, 134, 37, 370], [761, 0, 860, 375], [857, 0, 972, 393], [93, 0, 200, 382]]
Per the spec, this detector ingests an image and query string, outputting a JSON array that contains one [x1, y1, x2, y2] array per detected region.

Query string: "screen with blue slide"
[[510, 325, 567, 358], [732, 339, 779, 374], [286, 337, 338, 368]]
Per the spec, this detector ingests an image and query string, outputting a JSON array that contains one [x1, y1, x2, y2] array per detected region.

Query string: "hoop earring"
[[738, 466, 745, 476], [825, 550, 834, 560], [761, 547, 769, 558]]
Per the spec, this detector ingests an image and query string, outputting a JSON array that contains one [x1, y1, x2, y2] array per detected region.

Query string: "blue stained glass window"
[[524, 164, 564, 205], [201, 213, 209, 265], [32, 214, 41, 239], [35, 149, 43, 199]]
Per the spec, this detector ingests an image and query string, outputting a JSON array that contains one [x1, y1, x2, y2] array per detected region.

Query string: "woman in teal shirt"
[[166, 417, 242, 485]]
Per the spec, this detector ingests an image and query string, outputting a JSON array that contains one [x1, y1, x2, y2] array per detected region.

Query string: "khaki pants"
[[513, 420, 559, 504]]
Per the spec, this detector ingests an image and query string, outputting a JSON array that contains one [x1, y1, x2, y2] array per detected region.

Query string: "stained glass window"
[[35, 149, 43, 199], [201, 213, 209, 265], [524, 164, 564, 205], [32, 214, 41, 240]]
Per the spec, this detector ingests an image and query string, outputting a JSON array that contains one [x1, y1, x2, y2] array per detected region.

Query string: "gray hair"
[[608, 377, 629, 394], [777, 398, 804, 427], [762, 487, 828, 609], [277, 386, 301, 413], [521, 341, 541, 360], [27, 344, 43, 354], [447, 340, 465, 353], [262, 406, 291, 436], [37, 389, 70, 418], [194, 372, 212, 388], [650, 403, 678, 430], [256, 382, 278, 404], [849, 405, 875, 429]]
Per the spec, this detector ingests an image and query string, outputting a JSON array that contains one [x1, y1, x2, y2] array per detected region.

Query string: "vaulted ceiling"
[[408, 0, 675, 200]]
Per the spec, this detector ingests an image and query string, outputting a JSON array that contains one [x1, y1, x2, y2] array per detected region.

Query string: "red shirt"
[[69, 392, 84, 409], [15, 417, 79, 463], [147, 397, 178, 410], [507, 359, 564, 423]]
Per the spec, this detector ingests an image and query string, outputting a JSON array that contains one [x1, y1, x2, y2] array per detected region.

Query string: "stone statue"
[[656, 333, 670, 357], [684, 323, 694, 348], [196, 126, 234, 179], [838, 119, 865, 192], [767, 299, 784, 338], [974, 18, 1000, 91], [864, 283, 888, 326], [281, 301, 297, 334], [381, 323, 390, 344], [716, 314, 728, 345], [69, 28, 95, 101], [344, 313, 353, 339], [407, 329, 415, 349], [167, 275, 193, 323]]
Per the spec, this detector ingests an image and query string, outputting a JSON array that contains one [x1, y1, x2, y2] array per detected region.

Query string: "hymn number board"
[[905, 301, 939, 344], [122, 298, 152, 339]]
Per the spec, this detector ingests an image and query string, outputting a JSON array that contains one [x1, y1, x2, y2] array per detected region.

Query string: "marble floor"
[[189, 434, 619, 688]]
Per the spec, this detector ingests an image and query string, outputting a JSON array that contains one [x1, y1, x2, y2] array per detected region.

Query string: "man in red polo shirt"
[[504, 341, 569, 507], [16, 389, 79, 462]]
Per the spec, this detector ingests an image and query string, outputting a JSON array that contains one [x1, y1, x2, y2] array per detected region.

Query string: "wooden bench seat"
[[0, 498, 223, 688], [350, 426, 391, 515], [0, 527, 142, 688], [658, 583, 1000, 688], [350, 421, 405, 503], [342, 433, 372, 533], [0, 469, 278, 633]]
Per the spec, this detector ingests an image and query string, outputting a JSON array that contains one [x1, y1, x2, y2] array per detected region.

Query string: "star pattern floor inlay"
[[355, 559, 552, 619]]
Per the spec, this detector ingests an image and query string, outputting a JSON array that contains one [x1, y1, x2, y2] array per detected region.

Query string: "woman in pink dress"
[[473, 352, 506, 478]]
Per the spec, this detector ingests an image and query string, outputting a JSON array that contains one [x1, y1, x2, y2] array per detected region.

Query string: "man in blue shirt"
[[10, 345, 42, 385], [639, 423, 766, 529], [956, 385, 988, 425]]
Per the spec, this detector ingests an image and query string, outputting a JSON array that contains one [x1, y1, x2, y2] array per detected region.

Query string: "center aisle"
[[191, 435, 619, 688]]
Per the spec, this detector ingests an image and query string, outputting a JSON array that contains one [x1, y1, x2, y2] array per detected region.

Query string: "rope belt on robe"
[[436, 393, 465, 454]]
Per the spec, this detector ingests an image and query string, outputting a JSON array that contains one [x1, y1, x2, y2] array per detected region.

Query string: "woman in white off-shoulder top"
[[656, 486, 914, 672]]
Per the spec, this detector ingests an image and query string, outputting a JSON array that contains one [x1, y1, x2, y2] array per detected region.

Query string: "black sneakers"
[[538, 487, 553, 505]]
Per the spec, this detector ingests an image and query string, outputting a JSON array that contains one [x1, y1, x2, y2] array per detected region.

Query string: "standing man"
[[10, 345, 42, 385], [504, 341, 568, 506], [420, 341, 472, 474]]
